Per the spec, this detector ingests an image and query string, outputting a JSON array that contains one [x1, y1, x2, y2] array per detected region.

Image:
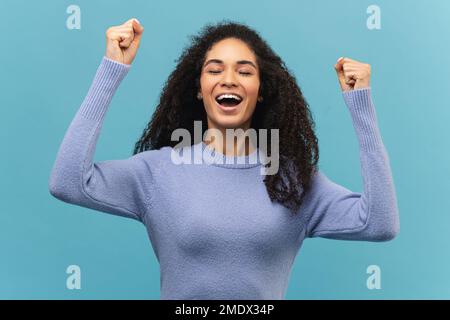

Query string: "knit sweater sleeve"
[[48, 56, 152, 223], [304, 87, 400, 241]]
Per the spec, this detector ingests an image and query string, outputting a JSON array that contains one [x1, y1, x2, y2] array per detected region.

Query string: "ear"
[[196, 81, 202, 100], [195, 78, 202, 99], [257, 85, 264, 102]]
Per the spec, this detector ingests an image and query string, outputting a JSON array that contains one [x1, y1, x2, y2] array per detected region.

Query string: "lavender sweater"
[[49, 56, 400, 300]]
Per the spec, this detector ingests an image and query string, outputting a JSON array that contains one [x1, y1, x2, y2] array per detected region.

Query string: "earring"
[[197, 92, 203, 100], [258, 96, 263, 102]]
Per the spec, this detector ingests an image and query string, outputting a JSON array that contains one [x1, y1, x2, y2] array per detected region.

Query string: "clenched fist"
[[105, 18, 144, 65], [334, 57, 371, 91]]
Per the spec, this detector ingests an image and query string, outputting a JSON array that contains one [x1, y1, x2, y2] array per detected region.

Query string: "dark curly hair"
[[133, 20, 319, 214]]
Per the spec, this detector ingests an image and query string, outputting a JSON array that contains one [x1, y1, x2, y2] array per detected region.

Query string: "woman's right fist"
[[105, 18, 144, 65]]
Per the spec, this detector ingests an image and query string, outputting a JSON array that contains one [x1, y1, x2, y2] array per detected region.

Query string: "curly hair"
[[133, 20, 319, 214]]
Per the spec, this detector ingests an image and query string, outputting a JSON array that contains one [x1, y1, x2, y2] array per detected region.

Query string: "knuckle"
[[106, 27, 117, 37]]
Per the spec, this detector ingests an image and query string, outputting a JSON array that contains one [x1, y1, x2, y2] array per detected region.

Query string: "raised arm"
[[303, 58, 400, 241], [48, 18, 151, 222]]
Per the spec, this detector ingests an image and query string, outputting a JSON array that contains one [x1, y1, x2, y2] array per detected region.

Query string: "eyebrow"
[[203, 59, 258, 70]]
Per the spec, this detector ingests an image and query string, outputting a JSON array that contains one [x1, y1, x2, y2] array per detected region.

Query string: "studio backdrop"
[[1, 0, 449, 299]]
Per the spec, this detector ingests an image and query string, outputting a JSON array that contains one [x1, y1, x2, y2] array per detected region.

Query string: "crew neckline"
[[196, 141, 263, 169]]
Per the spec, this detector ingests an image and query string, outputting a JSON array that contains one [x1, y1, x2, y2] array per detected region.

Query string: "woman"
[[49, 18, 400, 299]]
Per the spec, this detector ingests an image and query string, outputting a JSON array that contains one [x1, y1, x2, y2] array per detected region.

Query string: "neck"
[[204, 122, 257, 157]]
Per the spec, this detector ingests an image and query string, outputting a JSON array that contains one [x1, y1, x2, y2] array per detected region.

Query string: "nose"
[[220, 69, 238, 87]]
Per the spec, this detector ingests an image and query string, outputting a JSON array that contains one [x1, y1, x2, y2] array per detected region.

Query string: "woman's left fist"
[[334, 57, 371, 91]]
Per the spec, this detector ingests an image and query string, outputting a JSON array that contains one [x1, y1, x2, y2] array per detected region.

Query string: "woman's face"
[[199, 37, 261, 131]]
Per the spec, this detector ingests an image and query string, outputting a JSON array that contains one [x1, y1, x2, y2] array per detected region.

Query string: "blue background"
[[1, 0, 449, 299]]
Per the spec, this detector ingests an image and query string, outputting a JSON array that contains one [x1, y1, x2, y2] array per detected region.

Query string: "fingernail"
[[134, 18, 140, 24]]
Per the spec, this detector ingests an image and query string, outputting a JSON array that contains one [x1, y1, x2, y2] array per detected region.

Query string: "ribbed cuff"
[[342, 87, 383, 152], [79, 56, 131, 121]]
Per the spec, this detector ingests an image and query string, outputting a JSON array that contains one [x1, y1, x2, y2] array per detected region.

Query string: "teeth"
[[217, 94, 242, 101]]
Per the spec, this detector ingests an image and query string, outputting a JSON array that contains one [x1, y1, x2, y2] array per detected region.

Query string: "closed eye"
[[207, 70, 252, 76]]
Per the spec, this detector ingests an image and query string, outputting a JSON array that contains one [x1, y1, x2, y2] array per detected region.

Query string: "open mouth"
[[215, 93, 243, 108]]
